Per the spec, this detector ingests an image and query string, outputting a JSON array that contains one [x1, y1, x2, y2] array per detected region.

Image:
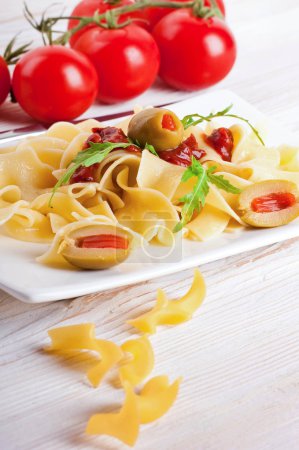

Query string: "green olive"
[[59, 224, 132, 270], [238, 180, 299, 227], [128, 108, 184, 151]]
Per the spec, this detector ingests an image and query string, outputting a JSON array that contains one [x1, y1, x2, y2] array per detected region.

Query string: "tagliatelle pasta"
[[1, 108, 299, 268], [185, 205, 231, 240], [0, 186, 28, 226], [137, 149, 184, 199]]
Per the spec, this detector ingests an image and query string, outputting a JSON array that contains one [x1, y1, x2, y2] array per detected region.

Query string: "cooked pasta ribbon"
[[1, 114, 299, 264]]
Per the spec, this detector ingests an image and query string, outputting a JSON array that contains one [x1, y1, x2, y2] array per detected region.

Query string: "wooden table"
[[1, 1, 299, 449]]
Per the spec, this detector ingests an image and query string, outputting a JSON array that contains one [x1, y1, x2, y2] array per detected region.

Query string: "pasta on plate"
[[1, 105, 299, 270]]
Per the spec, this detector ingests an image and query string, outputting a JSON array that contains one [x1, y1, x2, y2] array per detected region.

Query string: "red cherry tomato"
[[153, 9, 236, 91], [12, 45, 98, 123], [141, 0, 225, 31], [73, 25, 160, 104], [68, 0, 145, 47], [0, 56, 11, 105]]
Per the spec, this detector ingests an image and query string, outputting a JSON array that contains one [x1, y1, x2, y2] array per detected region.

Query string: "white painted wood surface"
[[1, 1, 299, 449]]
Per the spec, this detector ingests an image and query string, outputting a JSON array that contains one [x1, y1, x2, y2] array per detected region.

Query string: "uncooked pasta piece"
[[86, 382, 140, 447], [47, 323, 123, 387], [47, 323, 99, 351], [119, 336, 154, 386], [87, 339, 123, 388], [127, 269, 206, 334], [86, 376, 181, 445], [135, 375, 182, 424]]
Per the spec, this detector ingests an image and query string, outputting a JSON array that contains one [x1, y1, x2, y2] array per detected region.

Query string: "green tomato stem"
[[36, 0, 223, 45]]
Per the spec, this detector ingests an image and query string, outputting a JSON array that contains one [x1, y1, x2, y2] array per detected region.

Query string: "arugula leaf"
[[49, 141, 132, 207], [145, 143, 159, 157], [173, 157, 209, 233], [181, 105, 233, 129], [207, 166, 241, 194], [173, 158, 241, 232], [181, 104, 265, 146]]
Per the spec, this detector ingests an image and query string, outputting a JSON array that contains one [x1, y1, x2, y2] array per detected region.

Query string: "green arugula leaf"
[[207, 166, 241, 194], [49, 141, 132, 207], [145, 143, 159, 157], [173, 158, 241, 232], [173, 157, 209, 233], [181, 104, 265, 146]]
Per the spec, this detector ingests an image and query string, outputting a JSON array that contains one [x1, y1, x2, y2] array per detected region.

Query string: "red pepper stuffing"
[[124, 145, 142, 154], [91, 127, 140, 152], [91, 126, 129, 143], [82, 132, 101, 149], [162, 114, 176, 131], [70, 127, 140, 183], [159, 134, 206, 167], [251, 192, 296, 213], [78, 234, 129, 249], [205, 127, 234, 162], [70, 164, 99, 184]]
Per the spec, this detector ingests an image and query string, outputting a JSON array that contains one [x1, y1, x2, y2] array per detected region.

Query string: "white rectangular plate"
[[1, 89, 299, 303]]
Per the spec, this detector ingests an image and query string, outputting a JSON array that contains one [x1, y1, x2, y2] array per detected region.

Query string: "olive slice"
[[238, 180, 299, 227], [127, 108, 184, 151], [59, 224, 132, 269]]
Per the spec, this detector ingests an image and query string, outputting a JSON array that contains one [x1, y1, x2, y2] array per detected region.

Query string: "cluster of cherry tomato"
[[0, 0, 236, 124]]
